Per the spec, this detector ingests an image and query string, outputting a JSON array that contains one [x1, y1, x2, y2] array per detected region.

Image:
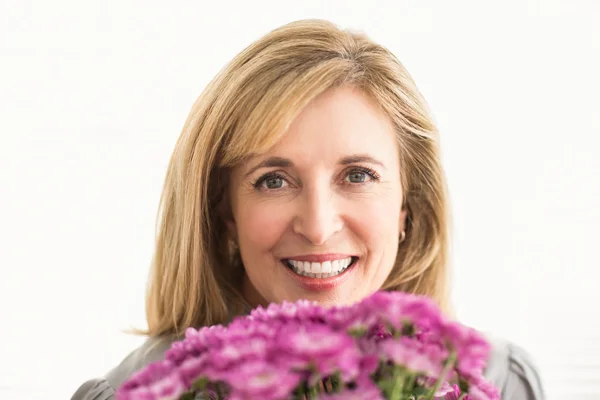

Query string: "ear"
[[399, 206, 408, 232], [218, 186, 237, 242]]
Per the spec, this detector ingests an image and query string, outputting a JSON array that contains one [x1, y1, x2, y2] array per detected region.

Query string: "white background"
[[1, 1, 599, 399]]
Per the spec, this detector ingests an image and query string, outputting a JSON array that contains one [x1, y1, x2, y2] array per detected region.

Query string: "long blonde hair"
[[142, 19, 452, 337]]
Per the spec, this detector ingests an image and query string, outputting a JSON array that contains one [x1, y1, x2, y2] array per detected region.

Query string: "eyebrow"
[[244, 153, 386, 178], [244, 156, 293, 178], [339, 154, 386, 169]]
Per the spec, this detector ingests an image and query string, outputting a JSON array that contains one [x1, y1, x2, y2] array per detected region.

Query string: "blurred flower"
[[116, 291, 499, 400]]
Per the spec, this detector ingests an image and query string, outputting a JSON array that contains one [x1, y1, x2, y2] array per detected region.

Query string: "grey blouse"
[[70, 334, 545, 399]]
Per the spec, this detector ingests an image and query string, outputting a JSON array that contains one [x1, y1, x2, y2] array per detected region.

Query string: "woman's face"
[[227, 86, 407, 308]]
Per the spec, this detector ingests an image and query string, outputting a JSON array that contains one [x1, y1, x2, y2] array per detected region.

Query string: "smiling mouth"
[[282, 257, 359, 279]]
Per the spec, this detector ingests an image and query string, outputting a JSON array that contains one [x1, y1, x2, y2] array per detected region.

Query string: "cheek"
[[348, 195, 401, 246], [236, 201, 289, 252], [351, 198, 401, 287]]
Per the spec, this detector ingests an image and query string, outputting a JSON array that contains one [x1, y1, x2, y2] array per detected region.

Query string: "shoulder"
[[484, 335, 546, 400], [70, 335, 179, 400]]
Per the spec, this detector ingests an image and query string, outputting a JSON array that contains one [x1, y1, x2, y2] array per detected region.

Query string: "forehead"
[[264, 86, 398, 162]]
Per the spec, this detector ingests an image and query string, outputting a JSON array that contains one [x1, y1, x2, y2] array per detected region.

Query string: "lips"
[[281, 256, 358, 291], [283, 254, 356, 263], [281, 254, 358, 290], [284, 257, 354, 277]]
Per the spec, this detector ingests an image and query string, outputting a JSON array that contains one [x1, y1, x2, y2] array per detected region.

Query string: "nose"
[[292, 184, 343, 246]]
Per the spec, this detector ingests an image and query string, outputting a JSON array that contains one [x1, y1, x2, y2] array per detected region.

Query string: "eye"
[[264, 176, 284, 189], [344, 167, 380, 184], [253, 172, 288, 191], [347, 171, 368, 183]]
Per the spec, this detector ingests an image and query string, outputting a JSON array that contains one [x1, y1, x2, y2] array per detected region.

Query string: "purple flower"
[[224, 360, 301, 400], [443, 322, 491, 379], [379, 336, 448, 378], [249, 299, 328, 325], [321, 378, 385, 400], [466, 376, 501, 400], [436, 383, 462, 400], [116, 360, 186, 400], [367, 323, 393, 340], [416, 377, 461, 399], [168, 325, 227, 362], [274, 323, 362, 382], [359, 291, 444, 334], [211, 334, 270, 370], [177, 353, 210, 387], [116, 290, 499, 400], [321, 387, 384, 400]]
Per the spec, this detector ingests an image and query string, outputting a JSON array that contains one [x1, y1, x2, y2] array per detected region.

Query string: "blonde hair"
[[142, 19, 452, 337]]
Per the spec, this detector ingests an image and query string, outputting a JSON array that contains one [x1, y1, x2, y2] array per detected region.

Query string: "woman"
[[72, 19, 544, 399]]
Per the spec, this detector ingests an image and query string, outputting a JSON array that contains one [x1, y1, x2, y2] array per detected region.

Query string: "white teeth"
[[303, 261, 311, 273], [331, 260, 340, 272], [285, 257, 354, 279], [311, 262, 322, 274]]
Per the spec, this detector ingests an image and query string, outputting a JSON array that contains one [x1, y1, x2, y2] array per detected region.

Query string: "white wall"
[[1, 1, 598, 399]]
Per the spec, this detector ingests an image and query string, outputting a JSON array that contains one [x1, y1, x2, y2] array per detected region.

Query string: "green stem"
[[215, 383, 224, 400], [428, 352, 457, 400], [293, 384, 305, 400], [309, 385, 319, 399], [330, 374, 341, 393], [390, 366, 405, 400], [404, 373, 416, 392]]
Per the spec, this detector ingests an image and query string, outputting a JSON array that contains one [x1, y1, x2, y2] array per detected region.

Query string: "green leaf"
[[377, 379, 395, 394], [179, 392, 195, 400], [347, 327, 368, 337], [191, 377, 209, 391], [401, 322, 416, 336], [412, 386, 428, 396], [459, 377, 470, 393]]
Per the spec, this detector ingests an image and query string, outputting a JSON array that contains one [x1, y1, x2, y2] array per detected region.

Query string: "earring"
[[399, 230, 406, 244]]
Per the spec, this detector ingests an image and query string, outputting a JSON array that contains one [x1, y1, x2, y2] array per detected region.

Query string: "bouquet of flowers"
[[117, 291, 499, 400]]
